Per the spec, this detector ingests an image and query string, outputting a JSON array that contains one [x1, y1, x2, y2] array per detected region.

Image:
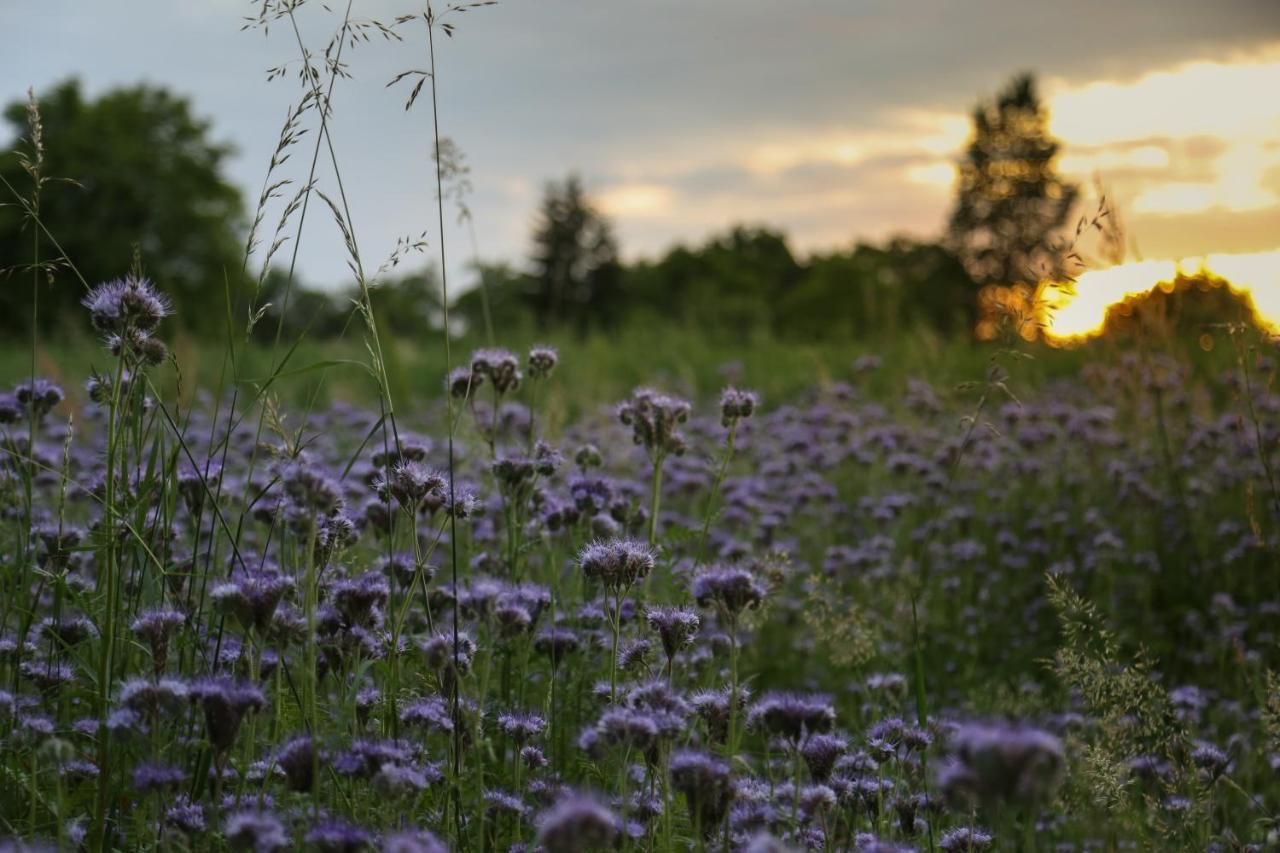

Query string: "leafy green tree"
[[528, 175, 622, 330], [776, 239, 973, 339], [627, 226, 801, 335], [948, 73, 1077, 290], [0, 79, 247, 334]]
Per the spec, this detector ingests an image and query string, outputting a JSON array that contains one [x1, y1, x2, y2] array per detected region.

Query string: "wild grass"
[[0, 2, 1277, 851]]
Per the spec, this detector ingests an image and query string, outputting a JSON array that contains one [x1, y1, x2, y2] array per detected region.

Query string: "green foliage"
[[0, 79, 249, 335], [458, 225, 977, 341]]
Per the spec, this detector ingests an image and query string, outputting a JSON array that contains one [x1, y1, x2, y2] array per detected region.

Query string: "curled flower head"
[[535, 795, 621, 853], [165, 796, 206, 834], [305, 819, 371, 853], [382, 829, 448, 853], [692, 566, 766, 616], [939, 826, 994, 852], [130, 608, 185, 656], [938, 722, 1065, 807], [12, 379, 64, 421], [448, 365, 480, 398], [747, 692, 836, 741], [132, 762, 186, 794], [470, 348, 522, 394], [119, 677, 188, 717], [400, 696, 454, 735], [527, 345, 559, 379], [383, 460, 447, 510], [801, 733, 847, 782], [189, 678, 267, 753], [82, 275, 172, 335], [223, 810, 288, 853], [670, 749, 733, 833], [719, 387, 758, 427], [211, 571, 294, 632], [617, 387, 691, 458], [274, 734, 317, 793], [644, 606, 701, 661], [497, 711, 546, 745], [578, 539, 655, 592]]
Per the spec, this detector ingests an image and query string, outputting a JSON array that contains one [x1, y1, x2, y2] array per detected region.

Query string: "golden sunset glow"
[[1038, 250, 1280, 343]]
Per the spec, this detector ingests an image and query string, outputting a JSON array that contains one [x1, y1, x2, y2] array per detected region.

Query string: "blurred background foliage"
[[0, 74, 1266, 355]]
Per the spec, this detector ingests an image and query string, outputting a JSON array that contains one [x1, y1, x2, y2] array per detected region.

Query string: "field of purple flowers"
[[0, 272, 1277, 852]]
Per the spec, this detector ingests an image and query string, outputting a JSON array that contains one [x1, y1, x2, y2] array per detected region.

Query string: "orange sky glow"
[[601, 46, 1280, 272]]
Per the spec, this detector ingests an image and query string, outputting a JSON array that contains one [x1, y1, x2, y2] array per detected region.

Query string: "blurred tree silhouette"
[[949, 72, 1077, 336], [529, 175, 623, 330], [628, 226, 801, 334], [1100, 275, 1270, 343], [0, 80, 248, 335], [777, 239, 974, 339]]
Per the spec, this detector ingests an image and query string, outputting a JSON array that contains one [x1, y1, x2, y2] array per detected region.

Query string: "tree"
[[528, 175, 622, 330], [0, 79, 247, 335], [948, 73, 1077, 292], [627, 226, 801, 334], [775, 238, 974, 339]]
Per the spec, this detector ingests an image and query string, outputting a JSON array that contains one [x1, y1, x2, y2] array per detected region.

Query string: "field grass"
[[2, 304, 1276, 851], [0, 321, 1159, 417]]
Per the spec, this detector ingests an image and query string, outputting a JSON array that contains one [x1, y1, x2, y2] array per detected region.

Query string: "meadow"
[[1, 3, 1278, 852], [1, 297, 1277, 851]]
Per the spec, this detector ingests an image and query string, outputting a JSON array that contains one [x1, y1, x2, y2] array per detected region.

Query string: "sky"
[[5, 0, 1280, 291]]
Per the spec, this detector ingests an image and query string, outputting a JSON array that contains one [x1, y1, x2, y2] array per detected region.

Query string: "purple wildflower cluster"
[[0, 272, 1275, 850]]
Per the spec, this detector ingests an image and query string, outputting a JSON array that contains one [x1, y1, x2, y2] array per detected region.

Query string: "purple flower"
[[535, 795, 621, 853], [382, 829, 448, 853], [527, 345, 558, 379], [82, 275, 171, 334], [165, 796, 206, 834], [224, 810, 289, 853], [692, 566, 766, 616], [447, 366, 478, 398], [12, 378, 64, 420], [332, 739, 417, 779], [579, 539, 655, 591], [132, 762, 186, 793], [374, 762, 439, 798], [593, 707, 661, 752], [119, 677, 188, 716], [645, 606, 700, 661], [534, 627, 580, 660], [484, 788, 530, 819], [691, 686, 750, 745], [400, 697, 454, 734], [497, 711, 547, 745], [939, 827, 994, 852], [275, 734, 317, 792], [746, 692, 836, 741], [130, 608, 185, 672], [189, 678, 267, 753], [670, 750, 733, 833], [381, 460, 447, 510], [801, 733, 847, 782], [617, 387, 691, 457], [331, 572, 390, 627], [305, 819, 371, 853], [938, 722, 1064, 806], [719, 387, 759, 427], [470, 348, 522, 394], [211, 571, 294, 631]]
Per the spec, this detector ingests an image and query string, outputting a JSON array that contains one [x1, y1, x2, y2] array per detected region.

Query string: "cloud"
[[3, 1, 1279, 287]]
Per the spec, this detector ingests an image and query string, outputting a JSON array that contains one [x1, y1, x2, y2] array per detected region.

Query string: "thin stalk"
[[696, 422, 738, 563], [425, 8, 466, 844]]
